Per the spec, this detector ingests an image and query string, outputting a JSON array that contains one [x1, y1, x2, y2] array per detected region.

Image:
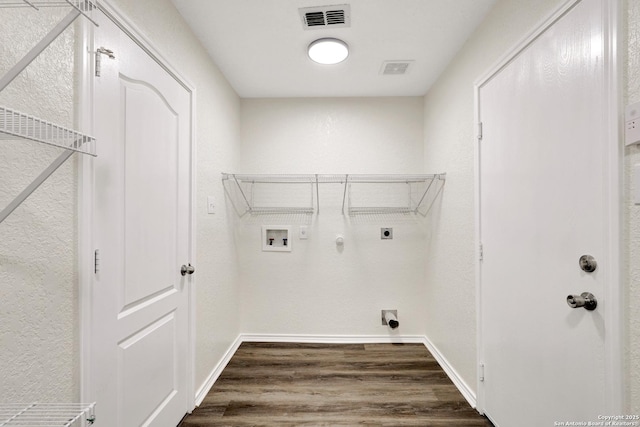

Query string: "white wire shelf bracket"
[[0, 0, 98, 225], [0, 107, 97, 224], [221, 173, 446, 216], [0, 403, 96, 426], [0, 0, 98, 92], [0, 106, 96, 156], [222, 173, 318, 215], [344, 173, 446, 216]]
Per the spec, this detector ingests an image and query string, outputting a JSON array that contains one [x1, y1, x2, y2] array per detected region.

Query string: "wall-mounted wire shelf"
[[0, 0, 98, 225], [0, 106, 96, 156], [0, 403, 96, 426], [0, 1, 98, 25], [221, 173, 446, 216], [222, 174, 318, 215]]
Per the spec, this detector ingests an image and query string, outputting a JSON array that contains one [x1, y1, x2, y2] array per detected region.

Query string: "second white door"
[[478, 0, 616, 425], [91, 10, 193, 427]]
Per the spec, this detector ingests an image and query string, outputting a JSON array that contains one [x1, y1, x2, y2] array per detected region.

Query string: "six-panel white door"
[[91, 11, 192, 427]]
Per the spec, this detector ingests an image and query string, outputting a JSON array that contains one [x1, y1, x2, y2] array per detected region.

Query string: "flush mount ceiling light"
[[308, 38, 349, 65]]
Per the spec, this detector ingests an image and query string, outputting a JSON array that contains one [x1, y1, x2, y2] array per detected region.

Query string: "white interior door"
[[91, 10, 193, 427], [478, 0, 615, 425]]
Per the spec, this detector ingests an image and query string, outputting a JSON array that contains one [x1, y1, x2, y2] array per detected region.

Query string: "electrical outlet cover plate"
[[626, 101, 640, 145], [381, 228, 393, 239]]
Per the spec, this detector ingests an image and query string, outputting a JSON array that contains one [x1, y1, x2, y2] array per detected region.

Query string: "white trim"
[[77, 15, 95, 405], [194, 335, 243, 406], [421, 335, 477, 409], [473, 0, 623, 417], [80, 0, 198, 413], [473, 82, 484, 414], [474, 0, 582, 87], [240, 333, 427, 344], [602, 0, 624, 413]]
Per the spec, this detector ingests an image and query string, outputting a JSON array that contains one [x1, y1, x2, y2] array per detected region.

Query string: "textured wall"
[[421, 0, 575, 396], [237, 97, 428, 336], [107, 0, 242, 395], [0, 7, 79, 402], [624, 0, 640, 414]]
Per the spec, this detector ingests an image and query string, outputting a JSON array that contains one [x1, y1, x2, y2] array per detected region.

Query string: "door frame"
[[77, 0, 198, 413], [473, 0, 623, 416]]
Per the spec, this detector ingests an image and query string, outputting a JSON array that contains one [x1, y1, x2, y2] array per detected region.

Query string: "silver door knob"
[[566, 292, 597, 311], [579, 255, 597, 273], [180, 263, 195, 276]]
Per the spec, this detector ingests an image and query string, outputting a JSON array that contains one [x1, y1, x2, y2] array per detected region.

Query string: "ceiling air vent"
[[380, 61, 414, 75], [299, 5, 351, 30]]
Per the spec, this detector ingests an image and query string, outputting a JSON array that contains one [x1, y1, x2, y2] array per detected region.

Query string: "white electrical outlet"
[[299, 225, 308, 239], [626, 102, 640, 146], [207, 196, 215, 214]]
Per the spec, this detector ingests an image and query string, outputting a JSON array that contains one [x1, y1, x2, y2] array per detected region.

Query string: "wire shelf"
[[221, 173, 446, 216], [0, 106, 96, 156], [0, 1, 98, 25], [0, 403, 96, 426]]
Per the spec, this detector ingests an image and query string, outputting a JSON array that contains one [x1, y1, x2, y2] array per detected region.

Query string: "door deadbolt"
[[180, 263, 195, 276], [566, 292, 597, 311], [579, 255, 597, 273]]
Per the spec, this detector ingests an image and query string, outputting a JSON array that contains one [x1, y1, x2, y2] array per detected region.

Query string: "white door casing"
[[475, 0, 621, 425], [88, 6, 195, 426]]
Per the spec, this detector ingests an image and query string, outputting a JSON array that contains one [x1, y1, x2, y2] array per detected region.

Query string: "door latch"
[[566, 292, 597, 311], [180, 263, 195, 276]]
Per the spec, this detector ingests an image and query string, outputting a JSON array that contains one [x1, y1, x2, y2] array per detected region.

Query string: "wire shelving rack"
[[0, 403, 96, 426]]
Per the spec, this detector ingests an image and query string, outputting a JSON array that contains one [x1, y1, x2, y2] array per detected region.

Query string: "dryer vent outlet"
[[381, 310, 399, 329]]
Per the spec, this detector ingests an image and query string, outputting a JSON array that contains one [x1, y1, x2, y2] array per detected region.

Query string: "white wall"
[[107, 0, 242, 396], [423, 0, 639, 413], [236, 97, 428, 337], [0, 7, 79, 402]]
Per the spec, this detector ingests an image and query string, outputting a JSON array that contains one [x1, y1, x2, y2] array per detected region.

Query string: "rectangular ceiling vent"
[[380, 61, 414, 75], [299, 5, 351, 30]]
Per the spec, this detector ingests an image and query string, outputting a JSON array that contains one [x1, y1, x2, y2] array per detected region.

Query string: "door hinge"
[[479, 243, 484, 261], [477, 122, 483, 140], [94, 249, 100, 274], [479, 363, 485, 382], [95, 47, 115, 77]]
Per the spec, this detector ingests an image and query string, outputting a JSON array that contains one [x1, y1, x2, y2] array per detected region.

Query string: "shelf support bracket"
[[0, 147, 75, 224], [341, 174, 349, 216], [0, 8, 81, 91], [231, 174, 252, 214], [413, 176, 437, 214], [315, 174, 320, 214]]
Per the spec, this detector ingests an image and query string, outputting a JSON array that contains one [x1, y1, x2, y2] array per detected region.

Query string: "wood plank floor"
[[179, 342, 494, 426]]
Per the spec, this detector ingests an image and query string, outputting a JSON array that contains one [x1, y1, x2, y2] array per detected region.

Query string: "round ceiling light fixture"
[[308, 38, 349, 65]]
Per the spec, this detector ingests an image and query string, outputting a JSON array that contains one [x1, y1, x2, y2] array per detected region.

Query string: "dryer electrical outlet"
[[381, 228, 393, 239]]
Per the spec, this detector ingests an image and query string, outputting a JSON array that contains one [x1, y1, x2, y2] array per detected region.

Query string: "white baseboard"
[[421, 335, 477, 408], [240, 333, 427, 344], [194, 335, 243, 406], [193, 333, 476, 410]]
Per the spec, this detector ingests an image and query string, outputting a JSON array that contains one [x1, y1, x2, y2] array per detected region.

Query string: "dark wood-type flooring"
[[179, 342, 494, 426]]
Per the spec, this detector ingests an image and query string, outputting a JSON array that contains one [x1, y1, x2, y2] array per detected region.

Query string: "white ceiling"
[[170, 0, 497, 98]]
